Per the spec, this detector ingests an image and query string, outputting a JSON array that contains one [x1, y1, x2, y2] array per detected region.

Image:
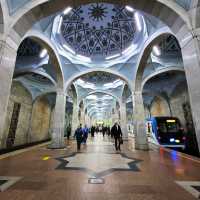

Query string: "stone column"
[[133, 91, 149, 150], [112, 103, 119, 125], [71, 98, 79, 136], [0, 40, 17, 148], [181, 32, 200, 151], [120, 100, 128, 140], [85, 114, 91, 127], [80, 106, 85, 126], [49, 90, 66, 149]]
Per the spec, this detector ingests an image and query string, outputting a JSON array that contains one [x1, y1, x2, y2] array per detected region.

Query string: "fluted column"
[[120, 100, 128, 140], [80, 106, 85, 126], [0, 40, 17, 148], [112, 102, 120, 125], [49, 90, 66, 149], [133, 91, 149, 150], [71, 98, 79, 136], [180, 31, 200, 152]]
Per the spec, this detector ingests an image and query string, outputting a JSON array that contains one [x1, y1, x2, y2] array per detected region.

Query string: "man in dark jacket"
[[91, 126, 95, 137], [74, 124, 84, 151], [111, 122, 123, 151], [66, 124, 71, 140]]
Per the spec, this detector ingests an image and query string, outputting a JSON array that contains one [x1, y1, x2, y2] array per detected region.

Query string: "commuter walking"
[[107, 126, 111, 136], [66, 124, 71, 140], [83, 125, 89, 144], [74, 124, 84, 151], [91, 126, 95, 137], [111, 122, 123, 151], [102, 126, 106, 137]]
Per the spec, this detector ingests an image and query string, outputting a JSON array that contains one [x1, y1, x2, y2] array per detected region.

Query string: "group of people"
[[74, 124, 89, 150], [90, 125, 111, 137], [73, 123, 123, 152]]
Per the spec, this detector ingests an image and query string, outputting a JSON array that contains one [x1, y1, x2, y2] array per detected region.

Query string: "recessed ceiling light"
[[105, 53, 120, 60], [57, 16, 63, 33], [134, 12, 142, 32], [76, 54, 91, 62], [153, 46, 161, 56], [39, 49, 47, 58], [63, 7, 72, 15], [125, 6, 134, 12], [63, 44, 75, 54]]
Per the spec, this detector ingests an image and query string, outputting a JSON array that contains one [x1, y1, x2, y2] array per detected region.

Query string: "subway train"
[[146, 117, 186, 149]]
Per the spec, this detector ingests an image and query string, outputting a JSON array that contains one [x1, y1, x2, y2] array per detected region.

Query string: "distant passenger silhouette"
[[111, 122, 123, 151]]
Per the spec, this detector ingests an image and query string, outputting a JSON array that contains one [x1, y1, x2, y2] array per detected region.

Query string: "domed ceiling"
[[81, 71, 117, 84], [61, 3, 137, 57], [17, 38, 42, 57]]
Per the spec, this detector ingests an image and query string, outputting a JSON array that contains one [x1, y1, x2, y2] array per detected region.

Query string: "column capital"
[[0, 38, 18, 53], [133, 91, 142, 96], [179, 29, 200, 50], [56, 89, 67, 96]]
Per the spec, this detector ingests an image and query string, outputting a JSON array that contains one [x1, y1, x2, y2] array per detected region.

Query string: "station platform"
[[0, 135, 199, 200]]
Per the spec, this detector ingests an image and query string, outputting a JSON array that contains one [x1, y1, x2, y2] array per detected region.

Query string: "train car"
[[146, 116, 186, 149]]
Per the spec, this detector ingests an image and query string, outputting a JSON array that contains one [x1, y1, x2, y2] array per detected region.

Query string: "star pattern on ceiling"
[[81, 71, 118, 84], [88, 3, 108, 21], [25, 74, 52, 85], [61, 3, 136, 57]]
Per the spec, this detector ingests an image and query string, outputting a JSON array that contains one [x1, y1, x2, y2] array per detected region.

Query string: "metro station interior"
[[0, 0, 200, 199]]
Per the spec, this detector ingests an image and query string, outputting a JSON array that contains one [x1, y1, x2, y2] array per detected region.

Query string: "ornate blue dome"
[[61, 3, 137, 57]]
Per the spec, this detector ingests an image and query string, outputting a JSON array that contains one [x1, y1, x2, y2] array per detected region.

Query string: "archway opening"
[[1, 37, 64, 150], [67, 71, 132, 141], [140, 35, 199, 156]]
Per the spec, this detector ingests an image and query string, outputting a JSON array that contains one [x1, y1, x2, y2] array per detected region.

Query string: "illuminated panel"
[[167, 120, 176, 123]]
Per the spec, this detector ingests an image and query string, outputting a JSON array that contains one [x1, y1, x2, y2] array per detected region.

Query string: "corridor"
[[0, 135, 199, 200]]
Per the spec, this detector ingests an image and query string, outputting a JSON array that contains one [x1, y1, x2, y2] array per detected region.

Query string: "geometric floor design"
[[176, 181, 200, 199], [0, 176, 22, 192], [56, 152, 142, 178], [0, 135, 199, 199]]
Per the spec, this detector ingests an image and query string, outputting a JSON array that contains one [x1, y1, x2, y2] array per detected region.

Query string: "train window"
[[158, 122, 167, 133], [166, 121, 180, 133], [157, 119, 180, 134]]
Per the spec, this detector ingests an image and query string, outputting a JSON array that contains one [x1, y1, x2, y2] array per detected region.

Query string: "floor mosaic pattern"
[[0, 135, 199, 199], [56, 152, 142, 178]]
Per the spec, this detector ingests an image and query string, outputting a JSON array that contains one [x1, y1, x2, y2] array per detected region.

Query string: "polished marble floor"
[[0, 134, 199, 199]]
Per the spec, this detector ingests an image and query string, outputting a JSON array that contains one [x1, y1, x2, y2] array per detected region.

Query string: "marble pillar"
[[133, 91, 149, 150], [112, 107, 119, 125], [85, 114, 91, 127], [71, 98, 79, 136], [120, 101, 128, 140], [181, 33, 200, 152], [0, 41, 17, 148], [49, 90, 66, 149], [80, 107, 85, 126]]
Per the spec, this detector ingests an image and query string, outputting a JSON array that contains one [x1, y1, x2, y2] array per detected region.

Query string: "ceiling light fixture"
[[134, 12, 142, 32], [39, 49, 48, 58], [63, 7, 72, 15], [57, 16, 63, 34], [122, 44, 135, 55], [105, 53, 120, 60], [125, 5, 134, 12], [76, 54, 91, 62], [63, 44, 75, 54], [153, 46, 161, 56]]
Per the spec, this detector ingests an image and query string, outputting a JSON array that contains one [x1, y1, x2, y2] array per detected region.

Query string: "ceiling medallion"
[[61, 3, 136, 57], [88, 3, 108, 21]]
